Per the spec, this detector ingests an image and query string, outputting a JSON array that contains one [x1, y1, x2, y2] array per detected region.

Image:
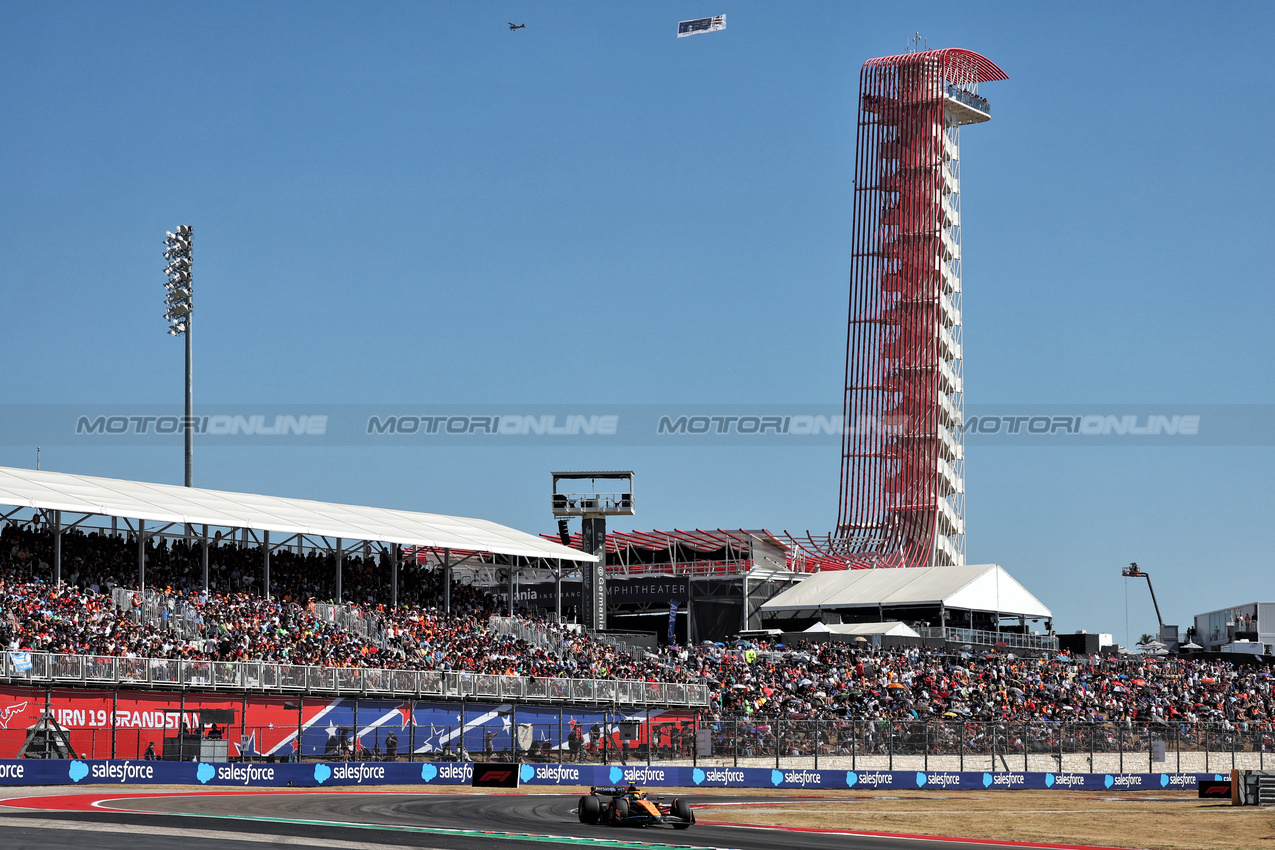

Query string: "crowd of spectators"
[[3, 520, 1273, 734]]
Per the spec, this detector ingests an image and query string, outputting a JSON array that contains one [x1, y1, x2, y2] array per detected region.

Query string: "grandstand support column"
[[443, 549, 451, 614], [506, 560, 515, 617], [741, 572, 749, 632], [263, 530, 271, 600], [138, 518, 146, 591], [687, 574, 695, 644], [53, 509, 61, 586], [391, 543, 399, 609], [201, 524, 209, 595], [334, 538, 343, 603], [554, 559, 562, 625]]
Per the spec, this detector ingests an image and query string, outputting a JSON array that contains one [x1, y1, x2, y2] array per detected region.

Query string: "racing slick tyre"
[[578, 794, 601, 824], [671, 798, 693, 829], [609, 797, 629, 825]]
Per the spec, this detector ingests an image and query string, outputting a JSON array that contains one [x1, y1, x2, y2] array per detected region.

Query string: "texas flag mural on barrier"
[[0, 684, 694, 761]]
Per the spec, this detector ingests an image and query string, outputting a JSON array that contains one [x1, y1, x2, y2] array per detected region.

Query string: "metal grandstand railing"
[[311, 602, 385, 644], [0, 650, 709, 707], [916, 626, 1059, 652], [111, 587, 203, 640], [488, 616, 563, 655]]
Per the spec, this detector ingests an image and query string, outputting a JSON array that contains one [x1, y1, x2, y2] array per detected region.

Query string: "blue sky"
[[1, 2, 1272, 641]]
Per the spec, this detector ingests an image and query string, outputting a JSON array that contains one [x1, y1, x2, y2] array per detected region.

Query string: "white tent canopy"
[[803, 621, 921, 638], [761, 564, 1052, 619], [0, 466, 593, 563]]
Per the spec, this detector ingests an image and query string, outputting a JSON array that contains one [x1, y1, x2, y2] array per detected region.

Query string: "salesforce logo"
[[524, 764, 580, 783], [917, 772, 960, 789], [68, 761, 89, 782], [196, 763, 215, 784], [1045, 773, 1086, 789], [313, 764, 332, 784], [692, 767, 743, 786], [847, 771, 891, 788]]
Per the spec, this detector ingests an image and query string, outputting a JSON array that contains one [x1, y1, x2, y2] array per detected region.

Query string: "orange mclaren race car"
[[577, 783, 695, 829]]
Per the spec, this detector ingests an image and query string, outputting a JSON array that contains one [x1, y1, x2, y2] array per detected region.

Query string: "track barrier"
[[0, 759, 1224, 790]]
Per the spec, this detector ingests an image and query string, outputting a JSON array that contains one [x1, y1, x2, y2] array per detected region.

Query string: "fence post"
[[1232, 726, 1237, 770], [775, 717, 781, 770], [111, 687, 117, 759], [1118, 724, 1124, 774], [692, 712, 697, 769], [1205, 725, 1209, 773], [1088, 723, 1094, 773], [888, 722, 893, 771], [923, 722, 928, 773], [1148, 725, 1152, 773], [733, 718, 738, 769], [814, 719, 819, 770], [1175, 724, 1180, 774], [558, 708, 563, 765], [406, 697, 417, 763], [851, 719, 856, 771], [1024, 721, 1028, 772], [958, 721, 963, 772], [646, 706, 651, 768]]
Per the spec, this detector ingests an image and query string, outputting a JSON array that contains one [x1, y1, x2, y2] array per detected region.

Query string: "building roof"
[[0, 466, 593, 563], [760, 564, 1052, 619]]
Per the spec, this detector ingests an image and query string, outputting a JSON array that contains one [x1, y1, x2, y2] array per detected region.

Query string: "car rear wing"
[[589, 786, 628, 797]]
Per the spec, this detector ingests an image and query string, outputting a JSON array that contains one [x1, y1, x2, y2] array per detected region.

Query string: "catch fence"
[[695, 717, 1273, 774], [0, 650, 707, 707]]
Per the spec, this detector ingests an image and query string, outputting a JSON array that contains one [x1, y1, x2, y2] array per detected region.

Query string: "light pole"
[[164, 225, 194, 487]]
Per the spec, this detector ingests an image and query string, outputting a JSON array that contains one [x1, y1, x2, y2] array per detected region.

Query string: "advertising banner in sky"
[[677, 15, 725, 37]]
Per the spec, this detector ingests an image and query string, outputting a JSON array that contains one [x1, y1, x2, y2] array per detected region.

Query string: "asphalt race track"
[[0, 789, 1087, 850]]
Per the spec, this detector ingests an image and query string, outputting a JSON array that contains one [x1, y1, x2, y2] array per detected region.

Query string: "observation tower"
[[833, 48, 1006, 569]]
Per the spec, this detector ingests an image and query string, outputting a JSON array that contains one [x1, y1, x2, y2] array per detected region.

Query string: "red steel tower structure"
[[834, 48, 1006, 569]]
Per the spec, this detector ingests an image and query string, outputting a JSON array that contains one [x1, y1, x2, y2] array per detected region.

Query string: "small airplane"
[[508, 22, 525, 30]]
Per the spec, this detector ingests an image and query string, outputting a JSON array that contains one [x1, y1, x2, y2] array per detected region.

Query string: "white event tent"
[[760, 563, 1052, 631]]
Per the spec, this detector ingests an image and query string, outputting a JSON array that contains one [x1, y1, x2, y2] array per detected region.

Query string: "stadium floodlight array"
[[163, 224, 195, 486], [163, 225, 194, 335]]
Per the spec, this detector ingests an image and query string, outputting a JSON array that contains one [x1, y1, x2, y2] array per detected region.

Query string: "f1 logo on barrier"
[[471, 762, 519, 788], [1198, 780, 1232, 799]]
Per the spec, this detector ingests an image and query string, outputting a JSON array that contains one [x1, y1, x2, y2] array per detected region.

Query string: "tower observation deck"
[[834, 48, 1006, 569]]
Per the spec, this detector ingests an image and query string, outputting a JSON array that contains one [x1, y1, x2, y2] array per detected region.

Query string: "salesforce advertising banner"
[[0, 759, 1222, 790]]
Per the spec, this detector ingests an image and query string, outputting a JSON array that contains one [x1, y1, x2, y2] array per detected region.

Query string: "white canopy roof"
[[761, 564, 1052, 619], [803, 621, 921, 638], [0, 466, 594, 563]]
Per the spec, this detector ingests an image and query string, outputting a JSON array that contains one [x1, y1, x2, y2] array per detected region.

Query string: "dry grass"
[[4, 784, 1274, 849], [692, 788, 1275, 850]]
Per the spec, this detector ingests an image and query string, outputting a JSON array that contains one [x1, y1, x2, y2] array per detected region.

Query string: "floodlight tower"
[[835, 49, 1006, 568], [551, 471, 635, 631], [163, 225, 194, 487]]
